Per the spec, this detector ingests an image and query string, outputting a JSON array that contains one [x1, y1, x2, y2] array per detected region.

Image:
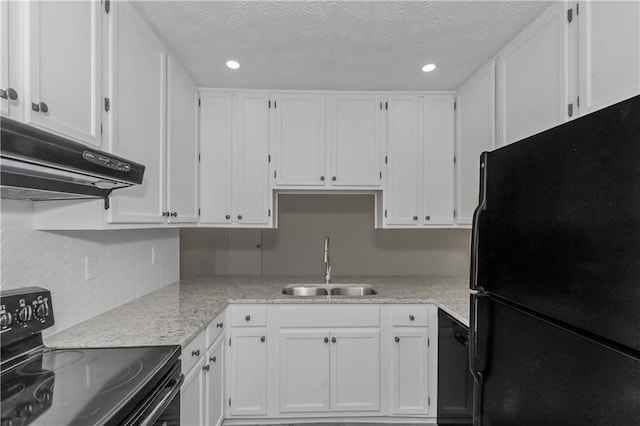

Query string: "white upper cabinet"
[[107, 2, 166, 223], [496, 2, 569, 146], [578, 1, 640, 115], [166, 55, 199, 223], [456, 62, 496, 226], [200, 92, 233, 224], [25, 0, 103, 147], [385, 95, 421, 226], [271, 93, 327, 186], [235, 93, 271, 225], [200, 91, 271, 226], [329, 94, 383, 187], [0, 0, 12, 117], [423, 94, 455, 226]]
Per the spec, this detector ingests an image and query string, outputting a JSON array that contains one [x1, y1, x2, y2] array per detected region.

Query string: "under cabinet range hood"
[[0, 117, 145, 200]]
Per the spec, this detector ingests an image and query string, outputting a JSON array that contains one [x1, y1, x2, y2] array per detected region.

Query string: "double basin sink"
[[282, 284, 377, 297]]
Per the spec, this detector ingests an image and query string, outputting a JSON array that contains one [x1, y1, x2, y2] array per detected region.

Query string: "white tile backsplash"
[[0, 200, 179, 336]]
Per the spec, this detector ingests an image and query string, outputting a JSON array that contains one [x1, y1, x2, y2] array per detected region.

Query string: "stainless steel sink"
[[282, 285, 328, 296], [330, 285, 377, 296]]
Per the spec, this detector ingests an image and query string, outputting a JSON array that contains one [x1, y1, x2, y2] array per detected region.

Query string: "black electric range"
[[0, 287, 182, 426]]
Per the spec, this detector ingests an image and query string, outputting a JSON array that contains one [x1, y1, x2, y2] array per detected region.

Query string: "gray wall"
[[180, 194, 471, 278]]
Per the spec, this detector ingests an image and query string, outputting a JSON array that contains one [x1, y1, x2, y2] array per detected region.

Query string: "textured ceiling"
[[134, 1, 552, 91]]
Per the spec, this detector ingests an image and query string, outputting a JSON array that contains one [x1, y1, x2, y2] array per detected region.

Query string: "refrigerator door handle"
[[470, 152, 489, 291], [469, 293, 486, 426]]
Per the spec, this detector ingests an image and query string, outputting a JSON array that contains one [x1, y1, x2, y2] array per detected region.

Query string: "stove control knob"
[[17, 402, 34, 418], [17, 306, 33, 323], [36, 301, 49, 319], [0, 312, 12, 327]]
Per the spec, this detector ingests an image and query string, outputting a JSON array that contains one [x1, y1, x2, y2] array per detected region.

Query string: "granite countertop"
[[44, 276, 470, 349]]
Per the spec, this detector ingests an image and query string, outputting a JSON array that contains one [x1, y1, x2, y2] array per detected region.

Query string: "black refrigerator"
[[469, 94, 640, 425]]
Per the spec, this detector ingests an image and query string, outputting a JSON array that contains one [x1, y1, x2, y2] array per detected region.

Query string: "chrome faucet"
[[323, 236, 331, 284]]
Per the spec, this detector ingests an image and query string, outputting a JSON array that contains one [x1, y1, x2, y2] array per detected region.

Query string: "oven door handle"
[[139, 373, 184, 426]]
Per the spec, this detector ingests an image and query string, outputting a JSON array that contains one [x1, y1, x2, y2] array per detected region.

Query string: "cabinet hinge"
[[105, 0, 110, 14], [453, 210, 456, 218], [379, 171, 382, 179], [104, 97, 110, 112], [274, 171, 277, 178], [268, 209, 271, 217], [385, 101, 388, 110], [576, 2, 579, 15], [229, 337, 231, 346], [453, 156, 456, 164], [577, 96, 580, 108], [428, 337, 430, 346], [229, 398, 231, 407], [379, 102, 382, 110], [568, 103, 574, 118], [385, 156, 388, 164], [454, 101, 457, 110], [104, 196, 110, 210], [198, 154, 201, 162], [198, 98, 201, 107], [567, 8, 573, 23], [100, 123, 103, 135], [268, 154, 271, 163], [428, 396, 431, 406], [384, 210, 387, 218], [268, 100, 271, 109], [198, 208, 201, 216]]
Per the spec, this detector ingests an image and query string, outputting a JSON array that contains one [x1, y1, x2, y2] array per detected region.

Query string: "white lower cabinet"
[[330, 330, 380, 412], [182, 355, 206, 426], [225, 304, 437, 423], [205, 336, 224, 426], [229, 328, 268, 416], [391, 328, 430, 415]]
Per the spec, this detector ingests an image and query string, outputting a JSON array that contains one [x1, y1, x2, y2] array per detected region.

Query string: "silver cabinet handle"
[[225, 215, 231, 220], [260, 336, 265, 342], [331, 337, 336, 343], [395, 336, 400, 343], [31, 102, 48, 113], [245, 315, 250, 321], [238, 215, 243, 220], [324, 337, 329, 343], [409, 315, 415, 321], [320, 176, 325, 181], [0, 88, 18, 100], [413, 216, 418, 221]]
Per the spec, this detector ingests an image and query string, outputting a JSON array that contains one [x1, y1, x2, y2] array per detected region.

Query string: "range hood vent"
[[1, 117, 145, 201]]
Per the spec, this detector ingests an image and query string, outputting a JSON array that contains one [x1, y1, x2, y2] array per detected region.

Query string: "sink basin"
[[330, 285, 378, 296], [282, 286, 328, 296]]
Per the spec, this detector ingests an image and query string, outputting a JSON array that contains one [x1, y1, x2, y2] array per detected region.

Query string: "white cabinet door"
[[182, 357, 206, 426], [496, 2, 569, 146], [206, 337, 224, 426], [0, 0, 10, 117], [166, 55, 198, 223], [386, 96, 421, 225], [107, 2, 165, 223], [423, 94, 455, 226], [200, 92, 233, 224], [330, 94, 383, 187], [579, 1, 640, 115], [26, 0, 102, 147], [279, 330, 330, 413], [272, 93, 326, 186], [391, 328, 430, 415], [456, 62, 496, 225], [230, 329, 267, 416], [330, 330, 380, 412], [235, 93, 270, 225]]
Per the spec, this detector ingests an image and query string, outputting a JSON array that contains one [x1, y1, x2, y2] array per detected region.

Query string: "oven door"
[[122, 361, 184, 426]]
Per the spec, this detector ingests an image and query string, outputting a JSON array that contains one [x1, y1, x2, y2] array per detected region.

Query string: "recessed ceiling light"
[[226, 60, 240, 70], [422, 64, 436, 73]]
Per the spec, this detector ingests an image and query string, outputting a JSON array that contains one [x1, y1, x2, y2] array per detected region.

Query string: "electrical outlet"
[[85, 256, 98, 280], [151, 246, 158, 265]]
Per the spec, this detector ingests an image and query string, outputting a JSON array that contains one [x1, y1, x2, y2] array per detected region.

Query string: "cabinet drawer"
[[391, 305, 429, 327], [182, 330, 206, 373], [206, 310, 226, 348], [230, 306, 267, 327], [280, 306, 379, 328]]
